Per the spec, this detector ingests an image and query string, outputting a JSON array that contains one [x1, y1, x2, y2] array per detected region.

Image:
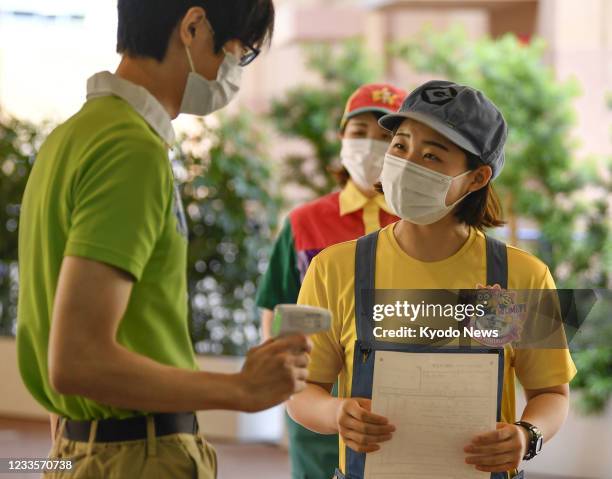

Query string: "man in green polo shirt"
[[17, 2, 311, 478]]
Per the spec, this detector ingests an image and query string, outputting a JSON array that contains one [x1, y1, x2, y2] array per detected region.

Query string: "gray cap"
[[379, 80, 508, 179]]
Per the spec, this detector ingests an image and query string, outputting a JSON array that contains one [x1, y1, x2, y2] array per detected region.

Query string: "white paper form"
[[365, 351, 499, 479]]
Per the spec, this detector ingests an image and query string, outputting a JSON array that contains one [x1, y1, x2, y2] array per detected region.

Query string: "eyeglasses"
[[203, 16, 260, 67], [238, 43, 260, 67]]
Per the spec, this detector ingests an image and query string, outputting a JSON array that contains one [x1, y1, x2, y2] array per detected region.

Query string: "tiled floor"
[[0, 417, 587, 479]]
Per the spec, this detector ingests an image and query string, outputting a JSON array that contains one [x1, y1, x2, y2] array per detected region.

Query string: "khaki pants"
[[44, 416, 217, 479]]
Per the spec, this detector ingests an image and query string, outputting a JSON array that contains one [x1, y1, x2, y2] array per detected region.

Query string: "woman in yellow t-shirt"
[[287, 80, 576, 479]]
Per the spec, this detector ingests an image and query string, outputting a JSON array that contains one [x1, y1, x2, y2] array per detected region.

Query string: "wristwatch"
[[514, 421, 543, 460]]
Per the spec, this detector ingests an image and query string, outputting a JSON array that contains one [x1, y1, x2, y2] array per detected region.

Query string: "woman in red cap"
[[256, 83, 407, 479]]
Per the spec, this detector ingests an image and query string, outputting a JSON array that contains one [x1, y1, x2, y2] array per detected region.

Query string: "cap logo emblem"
[[422, 86, 458, 105], [372, 87, 399, 106]]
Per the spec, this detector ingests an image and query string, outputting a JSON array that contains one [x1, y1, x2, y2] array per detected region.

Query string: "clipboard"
[[363, 347, 503, 479]]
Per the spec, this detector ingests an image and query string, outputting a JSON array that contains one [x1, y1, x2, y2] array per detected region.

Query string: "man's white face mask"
[[380, 153, 472, 225], [179, 45, 242, 116], [340, 138, 389, 190]]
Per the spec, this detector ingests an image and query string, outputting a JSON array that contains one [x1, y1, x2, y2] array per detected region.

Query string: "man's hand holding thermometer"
[[271, 304, 332, 337], [236, 305, 330, 412], [282, 305, 395, 451]]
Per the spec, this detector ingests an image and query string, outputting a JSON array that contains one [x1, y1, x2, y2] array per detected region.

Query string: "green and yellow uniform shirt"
[[256, 180, 398, 309], [17, 71, 198, 420], [298, 223, 577, 474]]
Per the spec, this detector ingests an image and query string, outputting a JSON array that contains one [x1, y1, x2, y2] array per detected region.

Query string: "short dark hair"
[[117, 0, 275, 62], [454, 151, 506, 230]]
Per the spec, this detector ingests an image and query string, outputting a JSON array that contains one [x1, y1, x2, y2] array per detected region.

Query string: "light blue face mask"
[[179, 46, 242, 116]]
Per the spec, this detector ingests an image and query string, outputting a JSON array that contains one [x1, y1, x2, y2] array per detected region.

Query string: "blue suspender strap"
[[346, 231, 379, 479], [485, 235, 508, 289], [484, 235, 512, 479], [354, 231, 379, 344]]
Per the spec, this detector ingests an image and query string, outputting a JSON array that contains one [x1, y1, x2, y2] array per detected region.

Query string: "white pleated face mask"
[[180, 46, 242, 116], [380, 153, 472, 225], [340, 139, 389, 190]]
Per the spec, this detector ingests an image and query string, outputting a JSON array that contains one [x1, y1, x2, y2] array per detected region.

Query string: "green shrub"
[[174, 114, 280, 355], [0, 113, 49, 336], [271, 31, 611, 413], [0, 111, 280, 357]]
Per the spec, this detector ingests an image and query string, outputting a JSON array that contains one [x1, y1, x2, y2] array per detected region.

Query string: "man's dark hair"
[[117, 0, 275, 62]]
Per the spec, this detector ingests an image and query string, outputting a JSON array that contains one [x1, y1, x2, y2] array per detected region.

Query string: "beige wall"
[[489, 1, 537, 38], [365, 6, 490, 93], [538, 0, 612, 159]]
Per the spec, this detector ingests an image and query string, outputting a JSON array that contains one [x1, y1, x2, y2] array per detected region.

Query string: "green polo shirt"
[[17, 93, 198, 420]]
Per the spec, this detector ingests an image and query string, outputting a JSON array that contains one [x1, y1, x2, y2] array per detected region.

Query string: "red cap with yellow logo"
[[340, 83, 408, 130]]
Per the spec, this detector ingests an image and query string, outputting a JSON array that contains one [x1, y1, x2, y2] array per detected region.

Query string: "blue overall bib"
[[333, 230, 525, 479]]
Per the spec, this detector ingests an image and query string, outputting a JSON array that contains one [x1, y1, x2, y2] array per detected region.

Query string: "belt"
[[62, 412, 198, 443]]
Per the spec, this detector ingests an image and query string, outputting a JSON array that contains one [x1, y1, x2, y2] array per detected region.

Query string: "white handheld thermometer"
[[272, 304, 332, 337]]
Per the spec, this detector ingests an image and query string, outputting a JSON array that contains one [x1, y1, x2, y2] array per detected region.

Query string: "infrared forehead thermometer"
[[272, 304, 332, 337]]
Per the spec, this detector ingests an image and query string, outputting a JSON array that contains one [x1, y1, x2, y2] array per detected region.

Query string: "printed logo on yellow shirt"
[[469, 289, 526, 347]]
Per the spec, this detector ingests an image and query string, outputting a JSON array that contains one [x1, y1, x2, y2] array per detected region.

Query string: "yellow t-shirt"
[[297, 222, 577, 474]]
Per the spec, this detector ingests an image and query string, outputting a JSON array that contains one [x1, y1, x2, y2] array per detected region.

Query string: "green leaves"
[[175, 113, 281, 356], [270, 32, 611, 413], [270, 40, 381, 197], [272, 30, 609, 291], [395, 29, 612, 415], [0, 112, 49, 336], [393, 28, 608, 290], [572, 347, 612, 414], [0, 109, 280, 355]]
